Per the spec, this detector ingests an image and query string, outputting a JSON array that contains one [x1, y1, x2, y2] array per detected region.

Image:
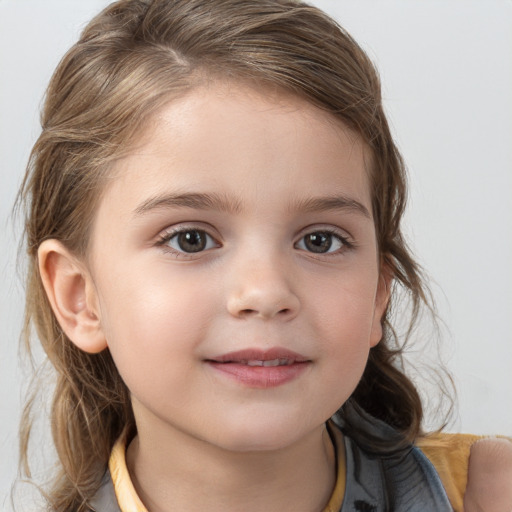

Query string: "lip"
[[205, 348, 311, 388]]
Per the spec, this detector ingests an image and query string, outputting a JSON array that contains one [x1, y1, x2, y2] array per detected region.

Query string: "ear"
[[369, 264, 393, 348], [38, 239, 107, 354]]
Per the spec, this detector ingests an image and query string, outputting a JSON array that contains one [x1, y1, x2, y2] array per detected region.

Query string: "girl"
[[16, 0, 512, 511]]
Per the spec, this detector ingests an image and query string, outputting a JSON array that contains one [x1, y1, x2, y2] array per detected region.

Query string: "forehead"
[[100, 82, 372, 218]]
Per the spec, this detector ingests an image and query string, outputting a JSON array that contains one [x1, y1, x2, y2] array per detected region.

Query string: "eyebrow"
[[290, 195, 371, 219], [134, 191, 371, 219], [134, 192, 243, 216]]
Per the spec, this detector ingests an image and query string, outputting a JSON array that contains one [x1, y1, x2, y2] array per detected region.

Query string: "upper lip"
[[207, 348, 310, 364]]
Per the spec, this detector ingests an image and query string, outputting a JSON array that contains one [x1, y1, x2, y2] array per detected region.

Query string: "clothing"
[[89, 416, 481, 512], [417, 432, 481, 511]]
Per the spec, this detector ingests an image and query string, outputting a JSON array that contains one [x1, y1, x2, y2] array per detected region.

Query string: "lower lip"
[[206, 361, 310, 388]]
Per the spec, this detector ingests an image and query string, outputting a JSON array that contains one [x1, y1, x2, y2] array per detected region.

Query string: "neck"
[[126, 417, 336, 512]]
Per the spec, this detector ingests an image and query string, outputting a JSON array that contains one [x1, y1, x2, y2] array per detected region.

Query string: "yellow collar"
[[108, 423, 346, 511]]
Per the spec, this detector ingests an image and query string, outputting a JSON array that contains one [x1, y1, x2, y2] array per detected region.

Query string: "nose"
[[226, 252, 300, 321]]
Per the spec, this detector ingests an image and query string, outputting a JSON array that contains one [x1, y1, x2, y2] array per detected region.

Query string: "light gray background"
[[1, 0, 511, 508]]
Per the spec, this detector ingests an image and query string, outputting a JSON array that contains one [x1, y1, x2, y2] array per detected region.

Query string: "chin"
[[208, 416, 318, 454]]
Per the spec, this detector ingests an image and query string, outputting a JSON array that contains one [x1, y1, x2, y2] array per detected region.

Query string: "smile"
[[246, 359, 293, 367], [205, 348, 311, 388]]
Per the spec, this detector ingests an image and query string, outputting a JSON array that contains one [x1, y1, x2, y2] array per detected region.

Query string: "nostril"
[[238, 307, 290, 319], [239, 308, 257, 317], [227, 292, 300, 320]]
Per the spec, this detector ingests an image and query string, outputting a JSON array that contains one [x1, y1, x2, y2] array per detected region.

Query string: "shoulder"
[[417, 432, 480, 511], [464, 436, 512, 512], [417, 433, 512, 512]]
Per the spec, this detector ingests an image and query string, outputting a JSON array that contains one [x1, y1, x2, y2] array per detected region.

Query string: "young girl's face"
[[86, 82, 388, 452]]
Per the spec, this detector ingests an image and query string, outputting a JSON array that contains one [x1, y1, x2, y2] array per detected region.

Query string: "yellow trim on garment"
[[109, 431, 148, 511], [108, 427, 499, 512], [322, 423, 346, 512], [417, 432, 482, 512], [108, 426, 346, 512]]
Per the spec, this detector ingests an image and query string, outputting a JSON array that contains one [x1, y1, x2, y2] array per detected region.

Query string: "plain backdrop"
[[1, 0, 511, 508]]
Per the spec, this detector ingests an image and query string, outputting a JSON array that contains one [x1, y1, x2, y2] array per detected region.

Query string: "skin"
[[37, 82, 512, 511], [464, 438, 512, 512], [41, 83, 387, 512]]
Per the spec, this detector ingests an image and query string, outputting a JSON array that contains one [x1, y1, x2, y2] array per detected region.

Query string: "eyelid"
[[294, 226, 355, 254], [155, 223, 222, 256], [296, 224, 354, 243]]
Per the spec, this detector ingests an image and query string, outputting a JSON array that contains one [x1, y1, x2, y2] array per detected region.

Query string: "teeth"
[[246, 359, 289, 367]]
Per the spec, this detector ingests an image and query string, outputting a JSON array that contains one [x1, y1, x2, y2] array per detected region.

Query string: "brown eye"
[[167, 229, 215, 253], [296, 231, 345, 254]]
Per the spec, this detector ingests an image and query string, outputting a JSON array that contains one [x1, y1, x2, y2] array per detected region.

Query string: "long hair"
[[18, 0, 442, 509]]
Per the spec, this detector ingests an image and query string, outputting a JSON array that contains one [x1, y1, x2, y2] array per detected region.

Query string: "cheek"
[[95, 263, 217, 380], [312, 274, 378, 338], [99, 256, 209, 329], [308, 276, 377, 383]]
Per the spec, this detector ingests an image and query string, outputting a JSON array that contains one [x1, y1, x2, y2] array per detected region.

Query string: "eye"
[[165, 229, 218, 254], [295, 231, 347, 254]]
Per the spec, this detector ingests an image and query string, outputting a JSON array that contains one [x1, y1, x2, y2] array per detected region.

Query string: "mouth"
[[243, 358, 295, 367], [207, 348, 309, 364], [205, 348, 311, 388]]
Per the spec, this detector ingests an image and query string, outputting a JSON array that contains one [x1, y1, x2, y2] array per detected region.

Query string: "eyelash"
[[155, 226, 354, 257], [155, 226, 220, 257], [294, 228, 353, 256]]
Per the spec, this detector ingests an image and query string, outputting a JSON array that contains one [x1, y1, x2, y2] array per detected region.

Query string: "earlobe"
[[370, 266, 393, 348], [38, 239, 107, 354]]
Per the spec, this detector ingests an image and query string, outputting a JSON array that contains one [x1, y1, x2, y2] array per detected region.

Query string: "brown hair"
[[18, 0, 442, 509]]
